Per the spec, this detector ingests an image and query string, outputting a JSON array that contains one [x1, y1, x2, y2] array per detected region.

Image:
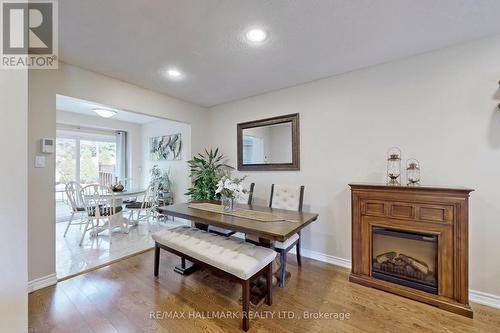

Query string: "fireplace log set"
[[373, 252, 436, 285]]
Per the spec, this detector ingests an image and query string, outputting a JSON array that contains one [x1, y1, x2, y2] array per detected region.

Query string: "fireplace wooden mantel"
[[349, 183, 474, 317]]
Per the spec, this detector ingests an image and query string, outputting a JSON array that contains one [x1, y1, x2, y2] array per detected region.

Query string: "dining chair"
[[207, 182, 255, 237], [120, 178, 137, 204], [63, 181, 86, 237], [80, 184, 123, 246], [272, 184, 304, 287], [125, 182, 160, 231]]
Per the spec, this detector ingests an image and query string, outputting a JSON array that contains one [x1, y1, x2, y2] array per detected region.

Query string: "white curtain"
[[115, 131, 127, 181]]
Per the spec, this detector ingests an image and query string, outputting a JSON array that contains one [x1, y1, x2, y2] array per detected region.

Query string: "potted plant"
[[185, 148, 231, 201], [185, 148, 232, 230], [150, 165, 173, 204]]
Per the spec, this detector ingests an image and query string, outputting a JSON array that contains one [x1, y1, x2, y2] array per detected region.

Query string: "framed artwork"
[[150, 133, 182, 161]]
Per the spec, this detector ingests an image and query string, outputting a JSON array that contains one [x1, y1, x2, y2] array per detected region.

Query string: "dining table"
[[87, 187, 148, 235], [157, 201, 319, 304]]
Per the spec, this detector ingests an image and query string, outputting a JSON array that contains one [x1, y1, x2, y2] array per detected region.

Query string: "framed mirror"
[[237, 113, 300, 171]]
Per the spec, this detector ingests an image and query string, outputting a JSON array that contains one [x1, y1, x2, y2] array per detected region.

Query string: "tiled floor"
[[56, 200, 73, 222], [56, 214, 189, 279]]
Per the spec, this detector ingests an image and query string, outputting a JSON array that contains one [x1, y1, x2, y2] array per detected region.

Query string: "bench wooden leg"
[[242, 279, 250, 331], [266, 263, 273, 306], [154, 243, 160, 277]]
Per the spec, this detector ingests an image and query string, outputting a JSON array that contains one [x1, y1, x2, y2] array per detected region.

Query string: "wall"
[[28, 62, 209, 283], [56, 110, 143, 184], [0, 70, 28, 331], [140, 120, 191, 203], [207, 35, 500, 298]]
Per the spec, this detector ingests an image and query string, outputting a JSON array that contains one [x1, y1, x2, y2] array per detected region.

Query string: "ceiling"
[[60, 0, 500, 107], [56, 95, 160, 124]]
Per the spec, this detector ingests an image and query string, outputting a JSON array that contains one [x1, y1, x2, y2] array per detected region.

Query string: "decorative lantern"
[[386, 147, 402, 186], [406, 158, 421, 186]]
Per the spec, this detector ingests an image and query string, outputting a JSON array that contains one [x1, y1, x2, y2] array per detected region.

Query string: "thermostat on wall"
[[41, 138, 55, 153]]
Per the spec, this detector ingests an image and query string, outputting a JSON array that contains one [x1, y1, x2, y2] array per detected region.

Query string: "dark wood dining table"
[[157, 201, 319, 278], [158, 201, 318, 243]]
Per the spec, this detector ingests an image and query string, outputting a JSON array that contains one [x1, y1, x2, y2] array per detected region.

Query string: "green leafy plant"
[[150, 165, 172, 192], [185, 148, 231, 200]]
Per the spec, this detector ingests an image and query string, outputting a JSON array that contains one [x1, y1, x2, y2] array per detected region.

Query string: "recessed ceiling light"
[[245, 28, 267, 43], [93, 108, 117, 118], [165, 68, 184, 79]]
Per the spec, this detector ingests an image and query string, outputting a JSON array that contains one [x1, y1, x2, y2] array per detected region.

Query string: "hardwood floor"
[[29, 250, 500, 333]]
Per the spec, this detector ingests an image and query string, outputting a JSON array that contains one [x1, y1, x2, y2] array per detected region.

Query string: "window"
[[79, 140, 116, 185], [55, 137, 77, 184], [56, 130, 119, 187]]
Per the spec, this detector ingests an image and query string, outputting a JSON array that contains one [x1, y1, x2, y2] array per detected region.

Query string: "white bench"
[[152, 226, 276, 331]]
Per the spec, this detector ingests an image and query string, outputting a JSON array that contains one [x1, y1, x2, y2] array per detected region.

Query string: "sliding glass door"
[[55, 131, 119, 222], [56, 136, 117, 187], [79, 139, 117, 186], [55, 137, 77, 184]]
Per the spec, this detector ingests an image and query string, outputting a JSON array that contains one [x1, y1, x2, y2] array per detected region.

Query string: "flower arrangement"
[[216, 174, 246, 211], [216, 175, 246, 200]]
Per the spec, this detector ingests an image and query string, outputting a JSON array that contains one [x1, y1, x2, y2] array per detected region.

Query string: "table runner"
[[188, 202, 297, 223]]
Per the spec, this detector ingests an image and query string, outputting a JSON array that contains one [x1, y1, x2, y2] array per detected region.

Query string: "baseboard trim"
[[469, 289, 500, 309], [295, 247, 500, 309], [290, 247, 352, 269], [28, 273, 57, 293]]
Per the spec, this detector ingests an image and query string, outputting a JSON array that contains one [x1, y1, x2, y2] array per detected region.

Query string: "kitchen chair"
[[121, 178, 137, 204], [80, 184, 123, 246], [63, 181, 86, 237], [246, 184, 304, 287], [208, 183, 255, 237], [271, 184, 304, 287], [125, 182, 160, 231]]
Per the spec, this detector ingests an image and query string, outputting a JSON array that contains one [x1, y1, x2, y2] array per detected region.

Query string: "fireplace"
[[372, 227, 437, 294], [350, 184, 473, 317]]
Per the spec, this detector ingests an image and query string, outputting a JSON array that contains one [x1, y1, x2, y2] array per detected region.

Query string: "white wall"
[[140, 120, 191, 203], [56, 110, 143, 184], [28, 62, 209, 283], [0, 70, 28, 331], [208, 35, 500, 297]]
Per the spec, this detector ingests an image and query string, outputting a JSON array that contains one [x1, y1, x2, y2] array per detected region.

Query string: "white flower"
[[215, 179, 224, 194]]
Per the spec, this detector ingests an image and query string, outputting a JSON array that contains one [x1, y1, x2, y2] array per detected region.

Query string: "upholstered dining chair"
[[125, 182, 160, 231], [208, 182, 255, 237], [80, 184, 123, 246], [268, 184, 305, 287], [63, 181, 86, 237]]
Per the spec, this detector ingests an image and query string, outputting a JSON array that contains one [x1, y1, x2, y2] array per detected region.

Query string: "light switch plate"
[[35, 155, 46, 168]]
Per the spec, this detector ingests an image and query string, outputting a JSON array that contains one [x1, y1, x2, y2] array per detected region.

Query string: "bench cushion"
[[152, 226, 276, 280]]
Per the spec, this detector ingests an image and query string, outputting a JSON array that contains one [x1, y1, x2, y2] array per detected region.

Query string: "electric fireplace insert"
[[372, 227, 438, 294]]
